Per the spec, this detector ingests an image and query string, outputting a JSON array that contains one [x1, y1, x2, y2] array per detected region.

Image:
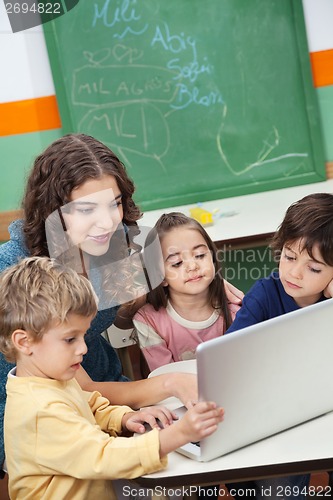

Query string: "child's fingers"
[[185, 404, 223, 423], [185, 399, 198, 409], [202, 402, 224, 420], [192, 401, 218, 413], [201, 409, 224, 427], [190, 405, 224, 431], [192, 408, 224, 439], [195, 408, 224, 428], [125, 419, 146, 434], [152, 407, 174, 426], [141, 406, 174, 429], [197, 422, 219, 439]]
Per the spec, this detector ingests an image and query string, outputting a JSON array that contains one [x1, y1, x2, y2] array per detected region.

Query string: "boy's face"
[[23, 313, 93, 381], [279, 239, 333, 307]]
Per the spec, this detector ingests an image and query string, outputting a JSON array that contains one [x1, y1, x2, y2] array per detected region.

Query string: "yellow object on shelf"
[[189, 207, 214, 226]]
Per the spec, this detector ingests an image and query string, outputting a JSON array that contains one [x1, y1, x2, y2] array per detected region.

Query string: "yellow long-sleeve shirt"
[[5, 375, 167, 499]]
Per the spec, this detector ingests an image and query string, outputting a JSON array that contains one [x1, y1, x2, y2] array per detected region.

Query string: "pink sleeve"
[[133, 308, 175, 372], [228, 302, 241, 322], [142, 342, 175, 372]]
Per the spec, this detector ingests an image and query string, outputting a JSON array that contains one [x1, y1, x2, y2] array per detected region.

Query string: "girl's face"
[[279, 239, 333, 307], [161, 226, 215, 299], [63, 175, 123, 256]]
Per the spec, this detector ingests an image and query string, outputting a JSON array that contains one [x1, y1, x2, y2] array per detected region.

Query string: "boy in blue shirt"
[[226, 192, 333, 499]]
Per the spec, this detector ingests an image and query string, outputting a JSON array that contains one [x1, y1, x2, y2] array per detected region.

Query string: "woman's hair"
[[145, 212, 232, 329], [271, 193, 333, 265], [23, 134, 142, 257], [0, 257, 98, 363]]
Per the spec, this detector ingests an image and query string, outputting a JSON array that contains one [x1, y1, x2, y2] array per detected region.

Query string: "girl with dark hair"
[[133, 212, 240, 372]]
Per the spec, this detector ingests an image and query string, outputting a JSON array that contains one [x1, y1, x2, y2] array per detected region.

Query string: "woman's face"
[[62, 175, 123, 256]]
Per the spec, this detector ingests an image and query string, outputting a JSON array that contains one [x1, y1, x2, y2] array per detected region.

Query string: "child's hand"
[[158, 401, 224, 457], [166, 373, 198, 409], [122, 405, 177, 434], [324, 278, 333, 298], [178, 402, 224, 443], [224, 279, 244, 305]]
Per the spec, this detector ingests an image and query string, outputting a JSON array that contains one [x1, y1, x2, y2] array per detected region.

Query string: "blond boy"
[[0, 257, 223, 500]]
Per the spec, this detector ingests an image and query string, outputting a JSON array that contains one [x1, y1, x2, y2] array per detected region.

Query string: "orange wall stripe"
[[0, 95, 61, 136], [310, 49, 333, 88]]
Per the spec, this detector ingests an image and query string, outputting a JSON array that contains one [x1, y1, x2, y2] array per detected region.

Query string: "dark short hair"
[[271, 193, 333, 265]]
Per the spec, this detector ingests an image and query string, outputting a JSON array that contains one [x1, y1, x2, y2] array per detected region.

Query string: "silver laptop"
[[175, 298, 333, 462]]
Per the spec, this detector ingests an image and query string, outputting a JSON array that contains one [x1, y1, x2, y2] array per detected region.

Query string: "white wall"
[[0, 1, 54, 103], [302, 0, 333, 52]]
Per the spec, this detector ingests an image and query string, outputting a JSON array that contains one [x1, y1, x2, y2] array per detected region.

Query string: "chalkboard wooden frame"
[[43, 0, 326, 211]]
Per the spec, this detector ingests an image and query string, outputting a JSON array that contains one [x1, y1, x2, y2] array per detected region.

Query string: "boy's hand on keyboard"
[[122, 405, 177, 434], [179, 402, 224, 443], [158, 402, 224, 457]]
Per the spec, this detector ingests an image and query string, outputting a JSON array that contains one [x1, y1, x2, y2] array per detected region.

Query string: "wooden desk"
[[137, 360, 333, 489], [141, 179, 333, 248]]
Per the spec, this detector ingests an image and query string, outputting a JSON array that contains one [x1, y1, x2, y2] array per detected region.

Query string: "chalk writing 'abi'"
[[151, 22, 197, 60]]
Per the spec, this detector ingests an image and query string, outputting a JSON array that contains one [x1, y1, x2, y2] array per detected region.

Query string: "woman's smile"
[[87, 233, 111, 244]]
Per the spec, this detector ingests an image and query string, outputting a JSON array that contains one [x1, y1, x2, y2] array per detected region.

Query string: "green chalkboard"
[[43, 0, 326, 211]]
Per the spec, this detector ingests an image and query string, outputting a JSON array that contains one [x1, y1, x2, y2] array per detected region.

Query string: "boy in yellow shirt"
[[0, 257, 223, 500]]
